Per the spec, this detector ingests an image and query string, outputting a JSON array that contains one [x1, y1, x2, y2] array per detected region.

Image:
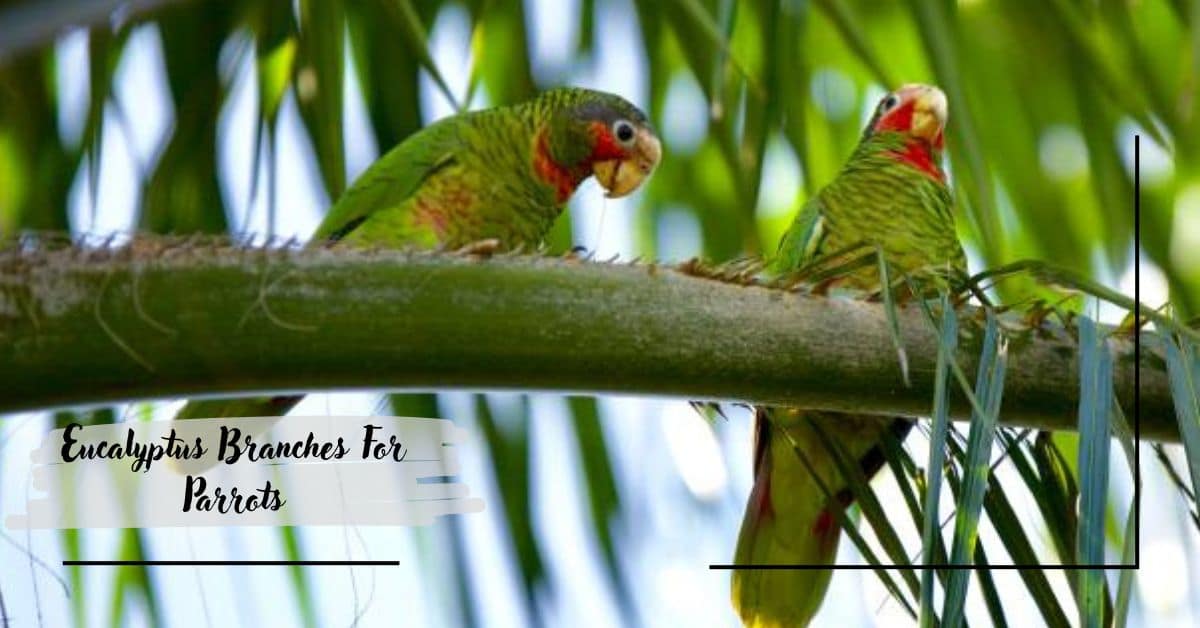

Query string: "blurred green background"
[[0, 0, 1197, 626]]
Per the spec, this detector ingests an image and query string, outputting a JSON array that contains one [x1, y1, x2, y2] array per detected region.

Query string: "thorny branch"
[[0, 234, 1181, 441]]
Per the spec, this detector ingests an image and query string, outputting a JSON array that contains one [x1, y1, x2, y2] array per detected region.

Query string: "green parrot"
[[732, 84, 965, 627], [175, 87, 661, 422]]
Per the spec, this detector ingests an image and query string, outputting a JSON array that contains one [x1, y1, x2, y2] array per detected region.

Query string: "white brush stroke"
[[7, 415, 485, 529]]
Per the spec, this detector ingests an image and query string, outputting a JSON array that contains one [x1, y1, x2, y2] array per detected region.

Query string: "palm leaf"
[[943, 311, 1007, 627], [388, 0, 462, 111], [346, 0, 423, 150], [565, 397, 635, 622], [278, 526, 318, 628], [918, 294, 957, 627], [945, 430, 1073, 627], [295, 0, 346, 199], [139, 2, 233, 234], [1075, 315, 1113, 627], [1164, 333, 1200, 524], [810, 0, 894, 86], [474, 395, 547, 623]]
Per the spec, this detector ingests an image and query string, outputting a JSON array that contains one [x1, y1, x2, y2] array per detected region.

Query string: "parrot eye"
[[613, 119, 636, 145], [880, 94, 900, 112]]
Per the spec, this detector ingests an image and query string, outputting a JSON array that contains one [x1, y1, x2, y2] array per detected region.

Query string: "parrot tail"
[[732, 408, 913, 627]]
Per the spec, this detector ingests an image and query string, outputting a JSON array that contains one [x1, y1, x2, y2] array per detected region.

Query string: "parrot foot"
[[456, 238, 502, 257], [811, 277, 839, 296], [563, 245, 592, 261]]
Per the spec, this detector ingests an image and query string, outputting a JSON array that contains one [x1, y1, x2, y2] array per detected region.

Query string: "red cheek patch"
[[587, 121, 628, 162], [874, 100, 915, 134]]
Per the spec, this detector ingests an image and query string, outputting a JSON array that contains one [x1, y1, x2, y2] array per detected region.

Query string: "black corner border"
[[712, 134, 1143, 573]]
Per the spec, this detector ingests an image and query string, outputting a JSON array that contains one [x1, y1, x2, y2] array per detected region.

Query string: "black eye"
[[880, 94, 899, 111], [613, 119, 635, 144]]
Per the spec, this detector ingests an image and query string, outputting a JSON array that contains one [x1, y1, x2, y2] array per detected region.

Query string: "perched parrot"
[[174, 87, 661, 422], [732, 84, 965, 627]]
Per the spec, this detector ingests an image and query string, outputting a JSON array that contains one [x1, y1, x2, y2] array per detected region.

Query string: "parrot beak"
[[910, 85, 948, 144], [593, 127, 662, 198]]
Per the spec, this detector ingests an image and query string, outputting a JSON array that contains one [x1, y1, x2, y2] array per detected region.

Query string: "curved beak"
[[910, 85, 948, 144], [593, 127, 663, 198]]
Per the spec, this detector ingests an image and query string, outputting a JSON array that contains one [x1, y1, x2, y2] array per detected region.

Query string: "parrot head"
[[533, 88, 662, 201], [863, 83, 948, 180]]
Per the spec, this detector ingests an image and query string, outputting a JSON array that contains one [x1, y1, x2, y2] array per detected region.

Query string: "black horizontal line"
[[709, 564, 1136, 571], [63, 560, 399, 566]]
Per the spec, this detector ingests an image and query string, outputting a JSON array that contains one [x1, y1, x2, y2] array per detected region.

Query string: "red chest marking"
[[533, 130, 585, 204], [875, 100, 945, 182], [888, 141, 945, 183]]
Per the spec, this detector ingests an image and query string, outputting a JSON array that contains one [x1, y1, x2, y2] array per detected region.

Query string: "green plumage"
[[771, 131, 964, 284], [733, 113, 965, 625], [317, 87, 649, 249], [175, 87, 654, 427]]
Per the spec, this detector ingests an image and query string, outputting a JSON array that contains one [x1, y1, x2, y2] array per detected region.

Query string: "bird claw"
[[563, 245, 591, 261], [811, 277, 839, 296], [456, 238, 502, 257]]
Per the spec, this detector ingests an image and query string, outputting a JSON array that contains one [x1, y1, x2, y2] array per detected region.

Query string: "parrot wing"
[[312, 120, 463, 243], [768, 194, 827, 275]]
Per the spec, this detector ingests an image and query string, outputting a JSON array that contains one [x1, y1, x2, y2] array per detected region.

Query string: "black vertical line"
[[1134, 134, 1141, 568], [718, 138, 1146, 572]]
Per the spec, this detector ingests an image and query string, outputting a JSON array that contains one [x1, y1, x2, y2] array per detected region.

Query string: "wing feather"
[[312, 120, 464, 243]]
